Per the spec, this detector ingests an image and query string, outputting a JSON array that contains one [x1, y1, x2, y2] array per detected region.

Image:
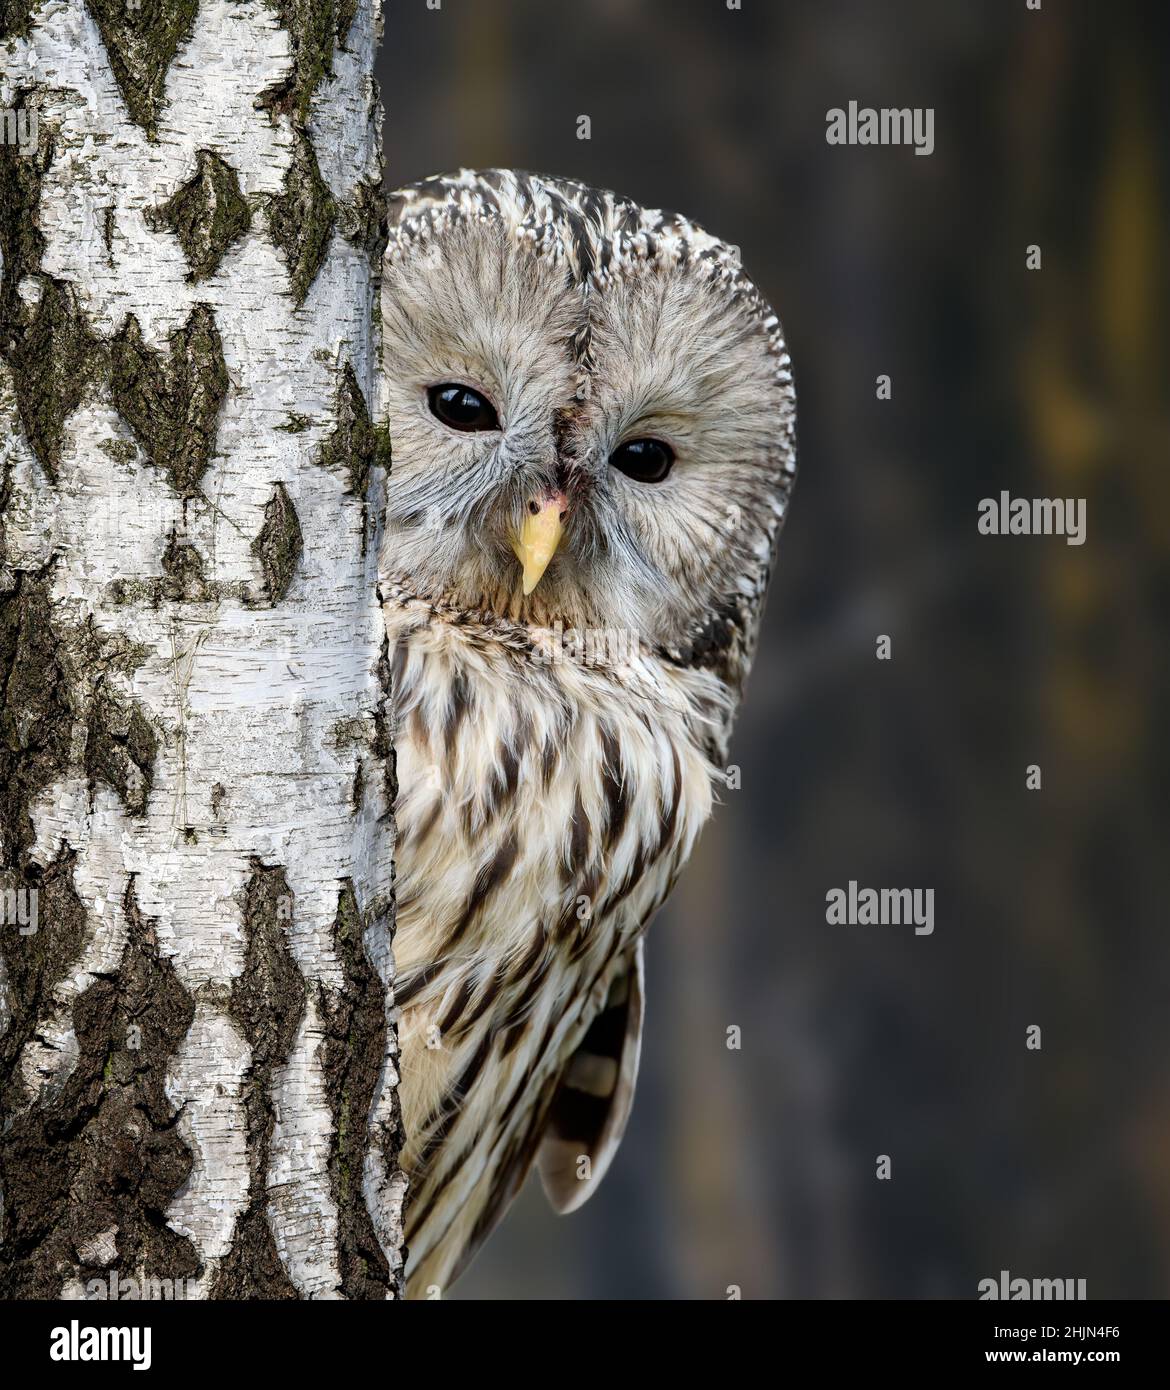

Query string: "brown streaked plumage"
[[380, 169, 796, 1294]]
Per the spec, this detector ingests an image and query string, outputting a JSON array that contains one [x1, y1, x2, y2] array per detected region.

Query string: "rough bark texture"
[[0, 0, 403, 1299]]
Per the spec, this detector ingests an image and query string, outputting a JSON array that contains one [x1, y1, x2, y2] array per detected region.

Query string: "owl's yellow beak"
[[512, 491, 568, 595]]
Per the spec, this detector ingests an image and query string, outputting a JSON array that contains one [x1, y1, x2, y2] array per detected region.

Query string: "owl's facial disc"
[[381, 170, 797, 668], [511, 488, 569, 595]]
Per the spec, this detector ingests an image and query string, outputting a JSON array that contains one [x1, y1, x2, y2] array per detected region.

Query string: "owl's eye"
[[608, 437, 675, 483], [428, 383, 500, 432]]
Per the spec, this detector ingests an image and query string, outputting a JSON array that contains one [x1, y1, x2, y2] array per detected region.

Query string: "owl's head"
[[380, 169, 796, 695]]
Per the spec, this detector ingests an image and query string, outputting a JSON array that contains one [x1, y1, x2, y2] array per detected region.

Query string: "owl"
[[379, 169, 796, 1295]]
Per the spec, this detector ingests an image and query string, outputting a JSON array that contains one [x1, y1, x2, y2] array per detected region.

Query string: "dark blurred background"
[[379, 0, 1169, 1298]]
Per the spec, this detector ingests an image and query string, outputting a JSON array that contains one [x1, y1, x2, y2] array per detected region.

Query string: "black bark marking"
[[0, 569, 75, 862], [6, 278, 105, 482], [0, 88, 52, 328], [318, 881, 396, 1299], [148, 149, 252, 282], [84, 0, 200, 139], [1, 567, 154, 855], [316, 363, 387, 499], [0, 875, 200, 1299], [373, 633, 398, 843], [338, 177, 389, 267], [85, 687, 159, 817], [261, 0, 345, 125], [160, 528, 210, 602], [110, 304, 228, 498], [108, 531, 234, 607], [266, 132, 335, 307], [211, 863, 306, 1299], [335, 0, 358, 47], [0, 1, 41, 39], [251, 481, 303, 603], [0, 847, 89, 1128]]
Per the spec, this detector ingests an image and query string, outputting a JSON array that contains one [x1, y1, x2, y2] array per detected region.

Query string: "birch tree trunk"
[[0, 0, 403, 1299]]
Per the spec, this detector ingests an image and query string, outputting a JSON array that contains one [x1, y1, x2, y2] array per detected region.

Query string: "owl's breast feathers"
[[383, 588, 722, 1293]]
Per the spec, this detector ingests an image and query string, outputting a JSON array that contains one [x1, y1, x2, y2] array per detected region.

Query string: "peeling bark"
[[0, 0, 401, 1299]]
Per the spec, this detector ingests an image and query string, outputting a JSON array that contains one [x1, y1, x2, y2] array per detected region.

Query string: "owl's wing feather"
[[537, 939, 644, 1213], [440, 943, 645, 1290]]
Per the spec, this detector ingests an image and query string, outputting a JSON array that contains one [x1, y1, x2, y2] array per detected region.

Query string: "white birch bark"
[[0, 0, 403, 1299]]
